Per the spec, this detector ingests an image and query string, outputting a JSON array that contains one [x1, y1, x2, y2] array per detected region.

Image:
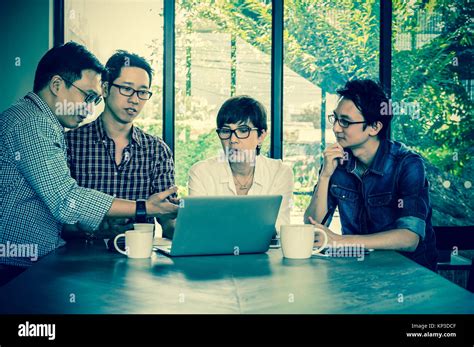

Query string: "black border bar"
[[1, 314, 473, 345]]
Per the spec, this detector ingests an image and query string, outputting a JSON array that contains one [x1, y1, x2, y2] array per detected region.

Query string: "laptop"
[[154, 195, 282, 257]]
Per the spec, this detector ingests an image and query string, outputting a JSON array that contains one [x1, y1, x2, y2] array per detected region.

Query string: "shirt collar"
[[131, 125, 143, 147], [94, 115, 143, 147], [25, 92, 64, 133], [369, 139, 389, 175], [345, 139, 388, 176], [95, 115, 108, 143]]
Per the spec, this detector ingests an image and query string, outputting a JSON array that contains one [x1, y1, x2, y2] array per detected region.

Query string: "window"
[[64, 0, 164, 135], [392, 0, 473, 226], [174, 0, 272, 194], [283, 0, 380, 225]]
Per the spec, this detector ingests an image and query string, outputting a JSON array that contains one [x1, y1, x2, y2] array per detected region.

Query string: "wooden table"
[[1, 241, 473, 314]]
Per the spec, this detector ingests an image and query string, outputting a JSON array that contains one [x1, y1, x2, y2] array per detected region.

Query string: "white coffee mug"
[[114, 230, 153, 259], [280, 225, 328, 259]]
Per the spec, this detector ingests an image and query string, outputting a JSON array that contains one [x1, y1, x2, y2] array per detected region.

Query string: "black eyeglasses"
[[60, 77, 102, 105], [216, 126, 259, 140], [328, 114, 366, 128], [111, 83, 153, 100]]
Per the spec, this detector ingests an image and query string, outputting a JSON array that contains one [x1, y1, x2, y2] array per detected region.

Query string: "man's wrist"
[[145, 200, 155, 217]]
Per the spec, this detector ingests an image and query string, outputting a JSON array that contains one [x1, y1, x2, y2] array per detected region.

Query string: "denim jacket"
[[325, 139, 438, 270]]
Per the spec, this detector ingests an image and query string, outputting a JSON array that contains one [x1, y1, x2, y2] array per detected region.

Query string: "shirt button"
[[113, 194, 116, 198], [114, 172, 118, 176], [342, 195, 346, 198]]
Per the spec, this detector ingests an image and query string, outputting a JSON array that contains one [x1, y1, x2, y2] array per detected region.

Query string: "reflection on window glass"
[[283, 0, 380, 224], [175, 0, 272, 194], [392, 0, 473, 226], [64, 0, 164, 135]]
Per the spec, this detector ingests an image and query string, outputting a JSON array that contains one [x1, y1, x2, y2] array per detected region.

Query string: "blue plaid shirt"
[[0, 93, 114, 267]]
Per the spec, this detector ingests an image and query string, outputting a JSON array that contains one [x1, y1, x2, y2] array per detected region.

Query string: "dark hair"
[[102, 50, 153, 87], [216, 95, 268, 155], [336, 79, 391, 139], [33, 41, 104, 93]]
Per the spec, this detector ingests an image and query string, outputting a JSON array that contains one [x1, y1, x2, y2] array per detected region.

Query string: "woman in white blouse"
[[188, 95, 294, 231]]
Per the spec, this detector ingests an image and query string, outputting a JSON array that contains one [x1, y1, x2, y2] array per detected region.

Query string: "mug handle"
[[114, 234, 127, 255], [312, 227, 328, 254]]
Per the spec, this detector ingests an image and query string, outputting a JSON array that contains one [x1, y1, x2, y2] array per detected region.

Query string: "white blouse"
[[188, 155, 294, 231]]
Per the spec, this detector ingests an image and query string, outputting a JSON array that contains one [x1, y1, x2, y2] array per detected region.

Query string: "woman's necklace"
[[233, 168, 255, 190]]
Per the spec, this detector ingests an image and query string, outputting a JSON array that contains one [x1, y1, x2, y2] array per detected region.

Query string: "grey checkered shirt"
[[0, 92, 114, 267]]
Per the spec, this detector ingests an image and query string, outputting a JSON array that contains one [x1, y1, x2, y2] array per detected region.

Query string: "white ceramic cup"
[[280, 225, 328, 259], [133, 223, 155, 238], [114, 230, 153, 259], [133, 223, 155, 232]]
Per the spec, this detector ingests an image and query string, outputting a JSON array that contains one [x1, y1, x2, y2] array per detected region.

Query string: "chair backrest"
[[434, 226, 474, 293], [434, 226, 474, 251]]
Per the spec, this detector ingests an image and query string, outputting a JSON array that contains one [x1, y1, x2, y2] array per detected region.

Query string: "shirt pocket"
[[367, 192, 396, 228], [330, 185, 359, 203], [368, 192, 392, 206], [330, 185, 360, 229]]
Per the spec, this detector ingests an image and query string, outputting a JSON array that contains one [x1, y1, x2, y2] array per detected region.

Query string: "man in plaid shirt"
[[65, 50, 176, 239], [0, 42, 178, 285]]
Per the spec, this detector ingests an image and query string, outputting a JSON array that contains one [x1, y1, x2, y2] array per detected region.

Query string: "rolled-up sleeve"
[[395, 154, 430, 240], [394, 216, 426, 240], [6, 118, 113, 231]]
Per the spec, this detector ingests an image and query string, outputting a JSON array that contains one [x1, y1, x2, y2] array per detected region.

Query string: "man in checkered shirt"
[[64, 51, 176, 241], [0, 42, 179, 285]]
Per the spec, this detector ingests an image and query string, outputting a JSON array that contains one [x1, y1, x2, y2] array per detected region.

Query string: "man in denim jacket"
[[305, 79, 437, 270]]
